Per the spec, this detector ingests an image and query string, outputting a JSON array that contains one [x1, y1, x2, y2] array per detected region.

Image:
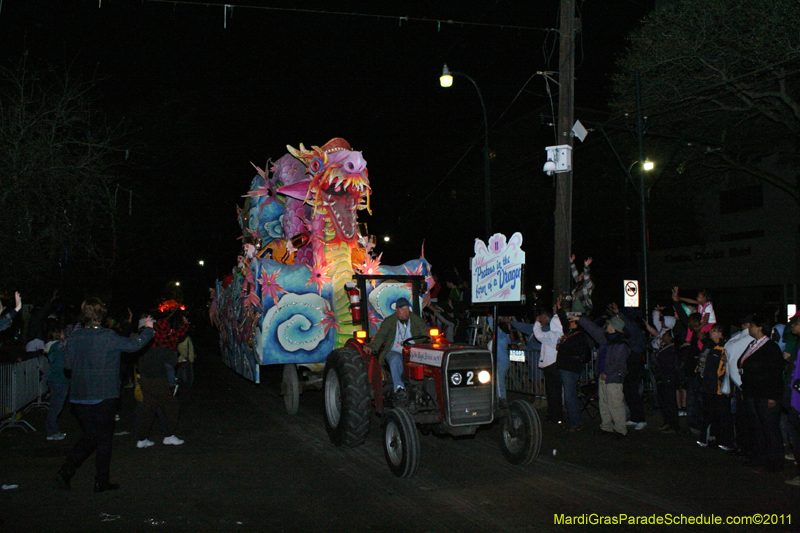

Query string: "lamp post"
[[625, 159, 654, 314], [440, 64, 492, 240]]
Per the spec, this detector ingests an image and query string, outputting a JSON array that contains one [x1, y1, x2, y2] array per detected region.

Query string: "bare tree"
[[611, 0, 800, 201], [0, 55, 122, 294]]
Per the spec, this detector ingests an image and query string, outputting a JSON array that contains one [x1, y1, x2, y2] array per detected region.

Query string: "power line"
[[145, 0, 555, 32]]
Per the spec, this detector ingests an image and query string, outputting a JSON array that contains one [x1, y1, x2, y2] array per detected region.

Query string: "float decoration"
[[211, 138, 431, 382]]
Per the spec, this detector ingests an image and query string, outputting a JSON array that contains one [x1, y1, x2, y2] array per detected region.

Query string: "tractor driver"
[[363, 297, 427, 405]]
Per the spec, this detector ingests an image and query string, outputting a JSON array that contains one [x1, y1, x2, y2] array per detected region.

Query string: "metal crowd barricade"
[[506, 347, 545, 397], [0, 355, 49, 434]]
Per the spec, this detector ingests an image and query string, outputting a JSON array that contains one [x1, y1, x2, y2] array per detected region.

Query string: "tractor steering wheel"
[[402, 335, 431, 347]]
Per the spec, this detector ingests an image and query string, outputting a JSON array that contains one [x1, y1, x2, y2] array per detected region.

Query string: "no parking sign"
[[624, 280, 639, 308]]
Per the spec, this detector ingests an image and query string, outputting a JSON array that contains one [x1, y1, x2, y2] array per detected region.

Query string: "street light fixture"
[[639, 159, 654, 314], [198, 260, 205, 266], [440, 64, 492, 240]]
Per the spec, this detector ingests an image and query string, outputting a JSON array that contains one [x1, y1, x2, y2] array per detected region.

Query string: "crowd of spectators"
[[501, 277, 800, 488], [0, 290, 197, 491]]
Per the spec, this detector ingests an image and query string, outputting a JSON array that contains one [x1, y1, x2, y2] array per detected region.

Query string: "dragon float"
[[210, 138, 432, 398]]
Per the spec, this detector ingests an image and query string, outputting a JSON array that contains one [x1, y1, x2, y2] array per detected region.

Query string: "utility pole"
[[553, 0, 576, 300]]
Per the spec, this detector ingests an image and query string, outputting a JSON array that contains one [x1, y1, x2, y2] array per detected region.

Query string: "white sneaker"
[[163, 435, 184, 446], [47, 432, 66, 441], [634, 422, 647, 430], [625, 421, 636, 427], [136, 439, 155, 448]]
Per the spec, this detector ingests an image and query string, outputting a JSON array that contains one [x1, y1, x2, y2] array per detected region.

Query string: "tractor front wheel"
[[499, 399, 542, 466], [383, 407, 421, 478]]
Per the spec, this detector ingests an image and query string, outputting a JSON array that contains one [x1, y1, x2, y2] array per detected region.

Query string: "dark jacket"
[[368, 312, 427, 365], [698, 338, 726, 395], [46, 342, 70, 385], [739, 339, 784, 401], [65, 325, 155, 402], [655, 343, 678, 383], [580, 317, 628, 384], [617, 309, 646, 355], [0, 309, 17, 333], [555, 309, 594, 373]]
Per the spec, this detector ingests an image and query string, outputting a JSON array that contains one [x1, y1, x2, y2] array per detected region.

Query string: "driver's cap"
[[395, 297, 411, 309]]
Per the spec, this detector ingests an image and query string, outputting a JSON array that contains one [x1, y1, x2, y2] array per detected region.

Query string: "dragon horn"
[[286, 144, 303, 158]]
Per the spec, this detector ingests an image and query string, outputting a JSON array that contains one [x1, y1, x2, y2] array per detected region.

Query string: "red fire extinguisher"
[[346, 282, 361, 322]]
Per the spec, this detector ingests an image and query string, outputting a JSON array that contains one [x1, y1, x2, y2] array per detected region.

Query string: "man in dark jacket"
[[555, 302, 594, 431], [364, 297, 427, 404], [580, 314, 629, 438], [57, 298, 154, 493]]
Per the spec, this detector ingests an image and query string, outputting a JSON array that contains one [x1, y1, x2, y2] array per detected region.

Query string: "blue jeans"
[[560, 369, 582, 429], [385, 350, 404, 391], [46, 381, 70, 436]]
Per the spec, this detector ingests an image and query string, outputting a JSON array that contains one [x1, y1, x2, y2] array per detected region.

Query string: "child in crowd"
[[696, 324, 734, 449], [677, 287, 716, 338]]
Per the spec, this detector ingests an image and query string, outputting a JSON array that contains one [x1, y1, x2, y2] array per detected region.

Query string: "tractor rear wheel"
[[383, 407, 421, 478], [499, 399, 542, 466], [323, 348, 371, 447]]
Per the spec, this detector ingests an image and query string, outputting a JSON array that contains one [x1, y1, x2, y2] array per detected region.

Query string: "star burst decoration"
[[242, 183, 275, 201], [403, 263, 424, 277], [362, 252, 382, 276], [321, 305, 340, 334], [260, 267, 287, 306], [305, 262, 331, 294]]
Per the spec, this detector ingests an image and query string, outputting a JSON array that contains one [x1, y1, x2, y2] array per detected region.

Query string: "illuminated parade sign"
[[470, 232, 525, 305]]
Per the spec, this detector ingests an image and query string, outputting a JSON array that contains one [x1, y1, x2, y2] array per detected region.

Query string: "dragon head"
[[285, 138, 371, 244]]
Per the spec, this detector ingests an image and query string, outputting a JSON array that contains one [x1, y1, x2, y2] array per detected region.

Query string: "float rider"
[[363, 297, 427, 405]]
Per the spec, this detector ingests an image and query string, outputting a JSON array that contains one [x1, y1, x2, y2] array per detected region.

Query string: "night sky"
[[2, 0, 654, 310]]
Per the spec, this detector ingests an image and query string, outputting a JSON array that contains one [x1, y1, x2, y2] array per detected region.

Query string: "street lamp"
[[198, 260, 205, 266], [440, 64, 492, 240], [625, 159, 655, 313]]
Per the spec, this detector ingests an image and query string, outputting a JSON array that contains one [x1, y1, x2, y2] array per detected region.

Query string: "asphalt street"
[[0, 332, 797, 532]]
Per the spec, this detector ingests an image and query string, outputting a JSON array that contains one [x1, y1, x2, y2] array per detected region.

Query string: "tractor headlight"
[[478, 370, 491, 384]]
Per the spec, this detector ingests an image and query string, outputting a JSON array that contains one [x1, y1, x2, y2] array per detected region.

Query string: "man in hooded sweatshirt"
[[579, 311, 629, 438]]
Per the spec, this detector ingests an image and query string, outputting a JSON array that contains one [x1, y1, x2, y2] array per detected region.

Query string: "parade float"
[[210, 138, 542, 477], [210, 138, 433, 414]]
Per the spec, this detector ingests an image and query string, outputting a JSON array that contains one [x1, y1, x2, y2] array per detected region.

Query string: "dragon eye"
[[310, 160, 321, 172]]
